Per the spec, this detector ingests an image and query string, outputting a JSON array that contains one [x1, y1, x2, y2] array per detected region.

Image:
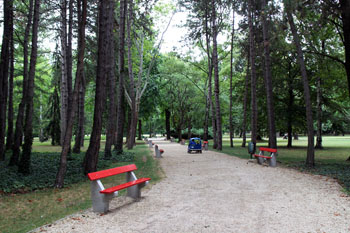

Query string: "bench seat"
[[253, 154, 272, 159], [100, 177, 151, 194]]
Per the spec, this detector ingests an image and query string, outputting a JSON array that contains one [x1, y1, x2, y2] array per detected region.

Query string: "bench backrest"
[[259, 147, 277, 153], [87, 164, 137, 181]]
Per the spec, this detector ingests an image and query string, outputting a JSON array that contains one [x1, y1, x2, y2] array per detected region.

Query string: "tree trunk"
[[287, 64, 294, 148], [6, 14, 14, 151], [115, 0, 127, 154], [18, 0, 41, 174], [126, 0, 137, 150], [211, 2, 222, 151], [83, 0, 114, 174], [165, 109, 171, 140], [248, 0, 258, 150], [261, 0, 277, 149], [204, 6, 217, 149], [0, 0, 12, 160], [104, 0, 117, 158], [138, 119, 142, 140], [72, 0, 87, 154], [229, 12, 235, 148], [55, 0, 87, 188], [241, 56, 250, 148], [315, 76, 323, 149], [203, 95, 209, 141], [60, 0, 68, 146], [9, 0, 34, 166], [285, 2, 315, 167], [340, 0, 350, 98]]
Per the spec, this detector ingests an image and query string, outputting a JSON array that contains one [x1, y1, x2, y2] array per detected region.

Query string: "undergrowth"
[[0, 151, 135, 194]]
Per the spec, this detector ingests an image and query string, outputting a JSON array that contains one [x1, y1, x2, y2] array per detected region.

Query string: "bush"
[[0, 151, 134, 194]]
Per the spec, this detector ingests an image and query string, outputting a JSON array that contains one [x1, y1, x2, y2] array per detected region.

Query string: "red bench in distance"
[[253, 147, 277, 167], [87, 164, 150, 213]]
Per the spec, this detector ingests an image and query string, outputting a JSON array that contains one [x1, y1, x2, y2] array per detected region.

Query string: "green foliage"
[[0, 151, 135, 194]]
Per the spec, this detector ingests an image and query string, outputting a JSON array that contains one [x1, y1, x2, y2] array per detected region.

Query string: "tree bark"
[[165, 109, 171, 140], [203, 95, 209, 141], [261, 0, 277, 149], [241, 55, 250, 148], [248, 0, 258, 150], [55, 0, 87, 187], [60, 0, 68, 146], [0, 0, 12, 160], [340, 0, 350, 98], [138, 119, 142, 140], [83, 0, 114, 174], [211, 1, 222, 151], [9, 0, 34, 166], [18, 0, 41, 174], [72, 0, 87, 154], [229, 11, 235, 148], [285, 1, 315, 167], [126, 0, 137, 150], [287, 62, 294, 148], [104, 0, 117, 158], [315, 76, 323, 149], [115, 0, 127, 154], [6, 12, 14, 151], [204, 6, 217, 149]]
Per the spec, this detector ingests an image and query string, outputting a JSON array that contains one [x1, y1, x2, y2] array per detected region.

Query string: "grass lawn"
[[210, 135, 350, 193], [0, 140, 162, 233]]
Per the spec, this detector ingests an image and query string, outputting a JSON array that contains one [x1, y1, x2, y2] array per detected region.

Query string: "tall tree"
[[115, 0, 127, 154], [229, 11, 235, 148], [261, 0, 277, 148], [55, 0, 87, 187], [104, 0, 117, 158], [285, 0, 315, 167], [340, 0, 350, 97], [241, 54, 250, 148], [83, 0, 114, 174], [18, 0, 41, 174], [60, 0, 69, 146], [211, 0, 222, 150], [9, 0, 34, 166], [126, 0, 137, 150], [248, 0, 258, 150], [0, 0, 12, 160], [6, 7, 15, 151]]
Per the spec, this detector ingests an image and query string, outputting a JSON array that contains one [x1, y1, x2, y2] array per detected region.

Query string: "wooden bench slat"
[[253, 154, 272, 159], [100, 177, 151, 194], [259, 147, 277, 153], [88, 164, 137, 181]]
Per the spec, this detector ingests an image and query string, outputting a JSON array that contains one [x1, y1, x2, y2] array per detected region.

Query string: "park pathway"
[[32, 139, 350, 233]]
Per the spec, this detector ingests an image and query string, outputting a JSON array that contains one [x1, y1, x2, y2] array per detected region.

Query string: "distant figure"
[[283, 133, 288, 139]]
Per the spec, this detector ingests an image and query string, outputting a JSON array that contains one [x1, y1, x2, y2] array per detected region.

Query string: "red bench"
[[253, 147, 277, 167], [87, 164, 150, 213]]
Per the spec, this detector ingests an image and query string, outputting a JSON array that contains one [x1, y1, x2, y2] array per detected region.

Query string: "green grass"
[[210, 135, 350, 193], [0, 140, 162, 233]]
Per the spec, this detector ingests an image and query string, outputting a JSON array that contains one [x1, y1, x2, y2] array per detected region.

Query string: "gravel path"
[[32, 139, 350, 233]]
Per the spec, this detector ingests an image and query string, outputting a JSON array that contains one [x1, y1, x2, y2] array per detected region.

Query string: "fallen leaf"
[[71, 217, 81, 221], [57, 198, 63, 202], [334, 213, 340, 216], [28, 200, 33, 203]]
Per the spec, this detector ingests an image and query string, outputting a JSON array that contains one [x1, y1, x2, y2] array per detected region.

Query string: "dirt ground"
[[31, 138, 350, 233]]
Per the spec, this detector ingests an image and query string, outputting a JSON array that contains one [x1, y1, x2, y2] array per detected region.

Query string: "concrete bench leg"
[[268, 154, 277, 167], [257, 156, 264, 165], [91, 180, 117, 213], [126, 172, 148, 199], [148, 140, 153, 148]]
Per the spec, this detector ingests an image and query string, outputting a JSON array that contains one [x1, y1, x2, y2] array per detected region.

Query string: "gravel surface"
[[31, 138, 350, 233]]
